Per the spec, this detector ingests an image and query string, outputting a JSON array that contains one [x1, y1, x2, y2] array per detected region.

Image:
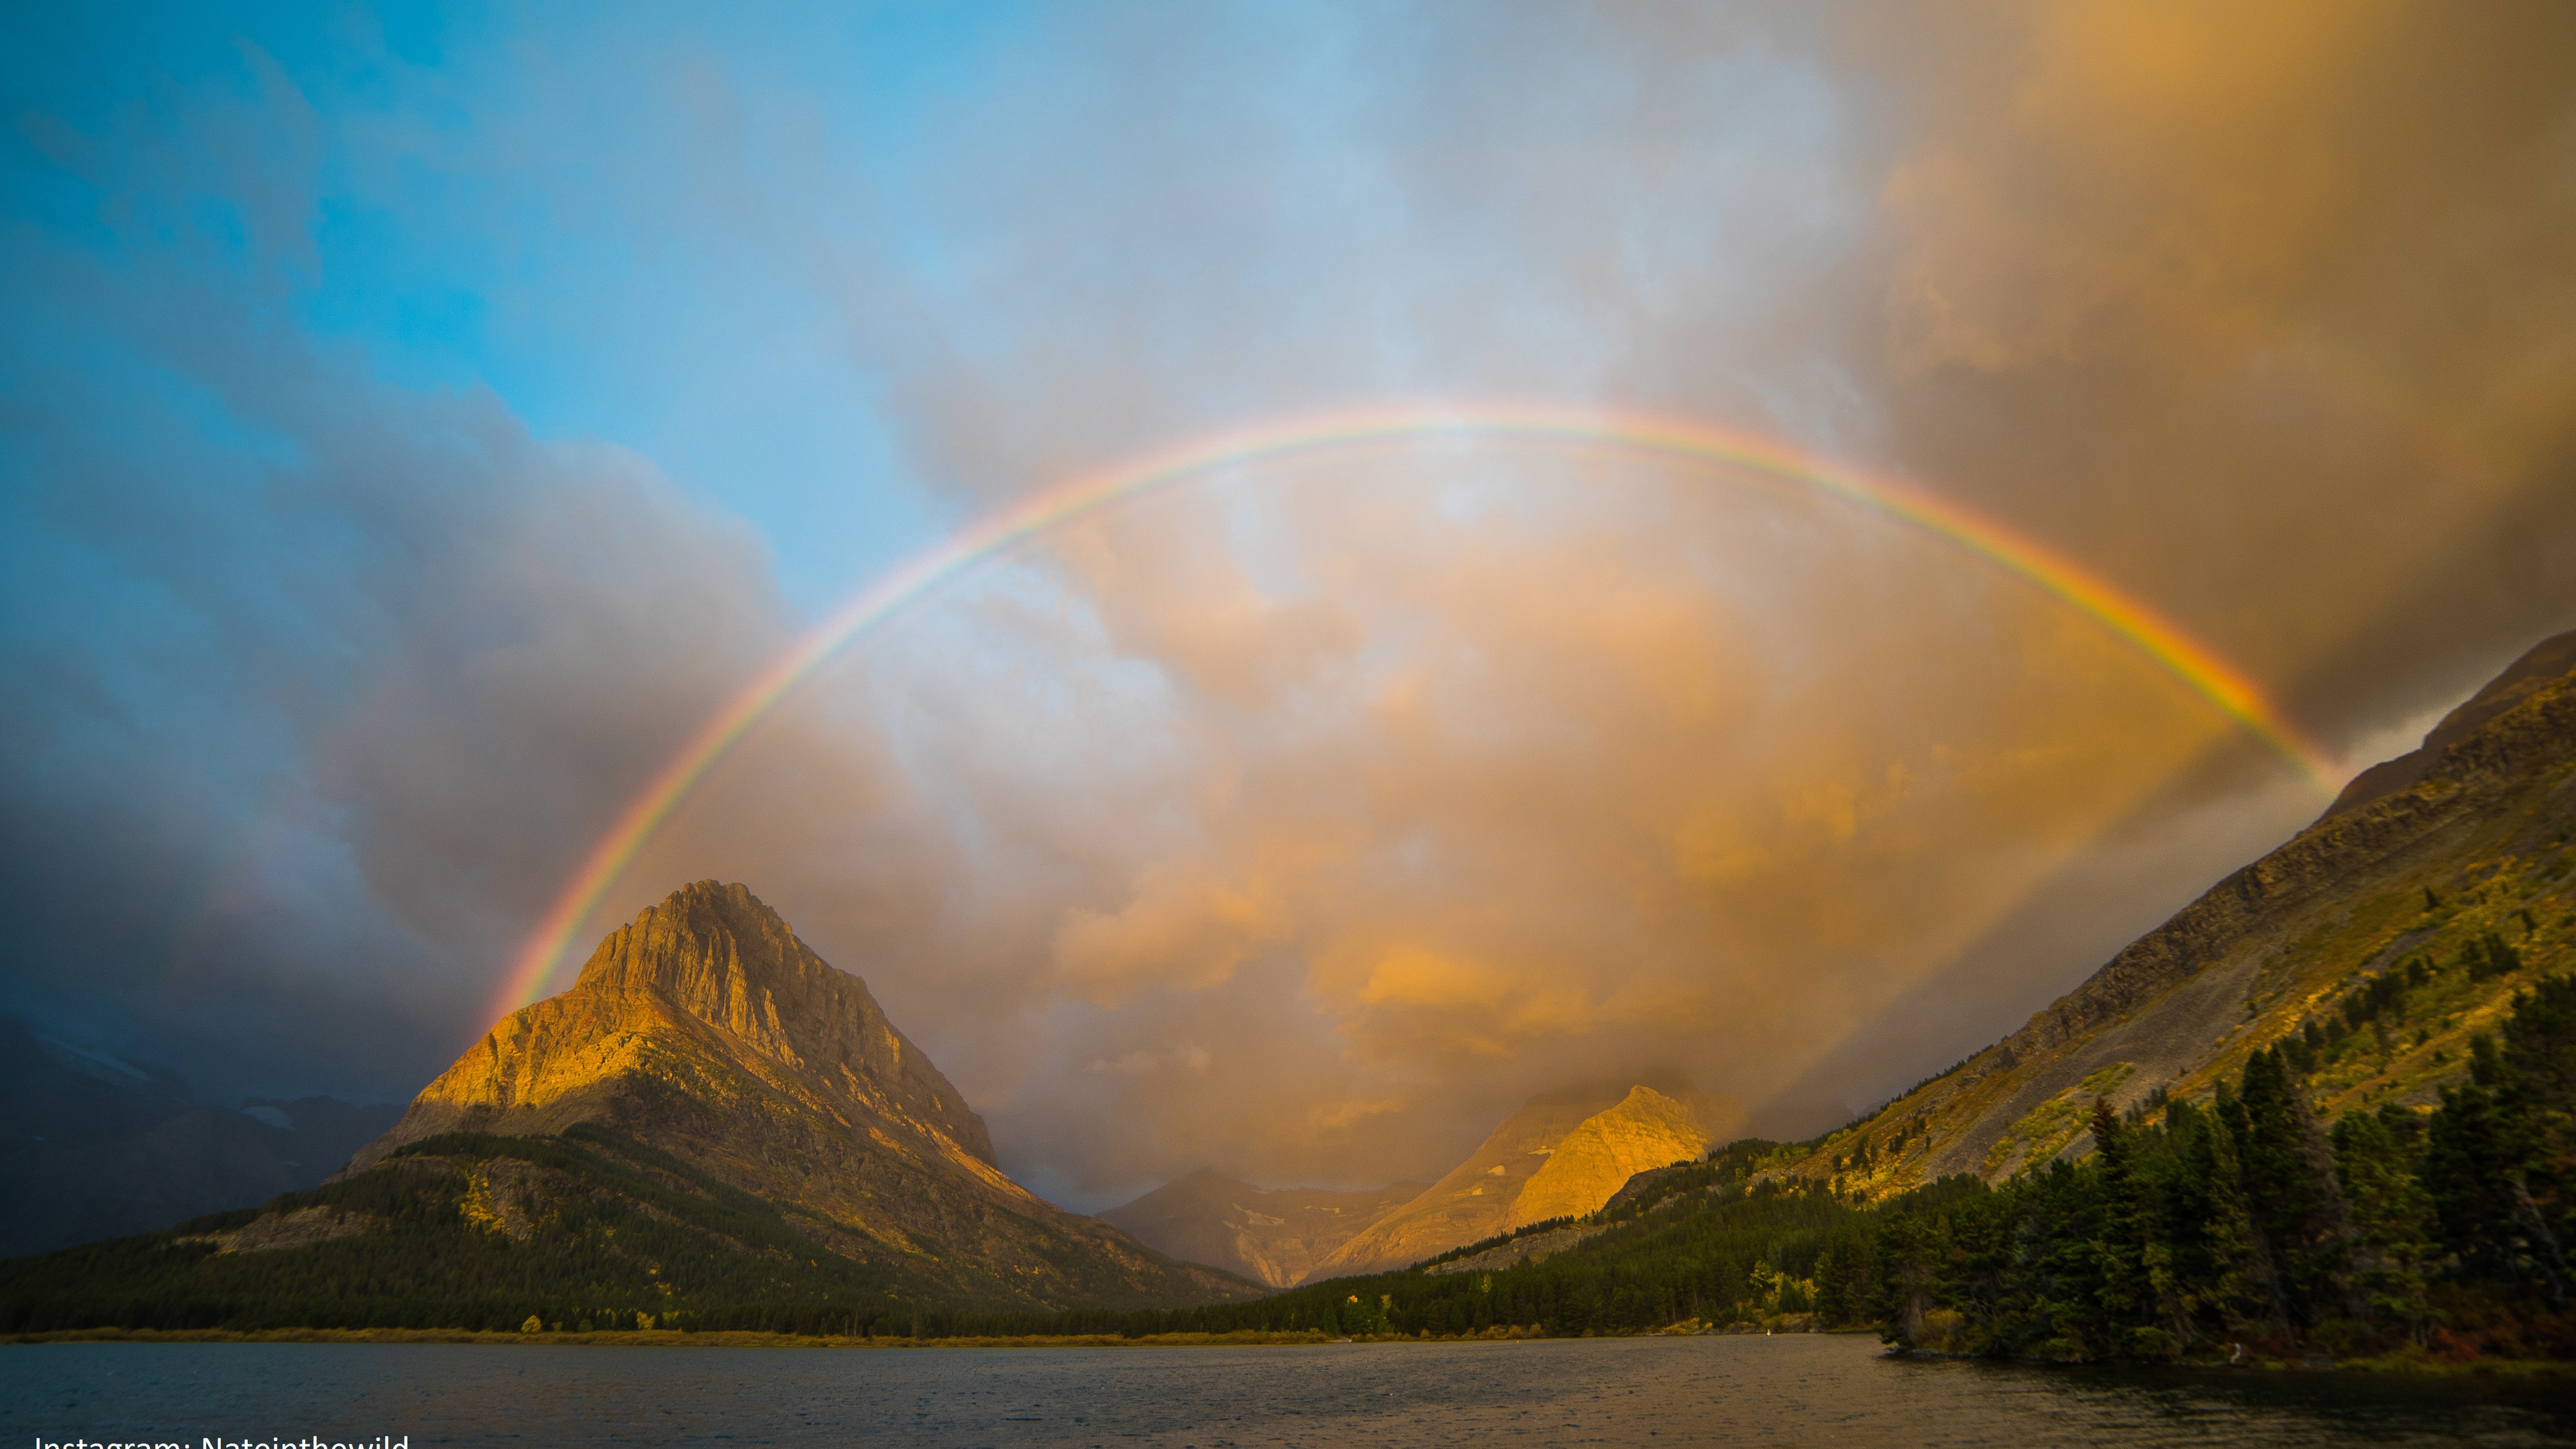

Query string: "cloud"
[[1835, 0, 2576, 727], [767, 0, 2576, 1197], [0, 38, 814, 1101], [1055, 861, 1285, 1001], [6, 1, 2571, 1212]]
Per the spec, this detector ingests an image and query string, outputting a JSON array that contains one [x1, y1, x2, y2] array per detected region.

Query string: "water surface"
[[6, 1334, 2569, 1446]]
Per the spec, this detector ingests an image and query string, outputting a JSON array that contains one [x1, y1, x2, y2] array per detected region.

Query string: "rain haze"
[[3, 1, 2572, 1211]]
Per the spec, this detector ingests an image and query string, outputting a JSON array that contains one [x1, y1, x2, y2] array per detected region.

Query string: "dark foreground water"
[[6, 1335, 2573, 1448]]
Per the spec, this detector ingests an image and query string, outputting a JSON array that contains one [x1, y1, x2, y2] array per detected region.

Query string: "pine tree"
[[2500, 974, 2576, 1116], [2233, 1049, 2351, 1335], [2023, 1157, 2112, 1358], [2329, 1106, 2436, 1341], [2157, 1097, 2263, 1345], [2430, 978, 2576, 1307], [1875, 1211, 1941, 1345], [2086, 1099, 2171, 1358], [2428, 1079, 2536, 1286]]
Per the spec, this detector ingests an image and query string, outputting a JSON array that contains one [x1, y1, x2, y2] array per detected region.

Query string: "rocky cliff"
[[1307, 1083, 1745, 1279], [1099, 1169, 1426, 1287], [353, 881, 1255, 1311]]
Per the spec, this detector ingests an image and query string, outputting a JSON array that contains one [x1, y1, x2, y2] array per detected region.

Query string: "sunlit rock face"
[[1310, 1083, 1746, 1279], [1100, 1169, 1428, 1288], [353, 881, 1255, 1310], [1511, 1085, 1731, 1228]]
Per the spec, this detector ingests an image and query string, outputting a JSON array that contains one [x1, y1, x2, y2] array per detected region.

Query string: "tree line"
[[1862, 972, 2573, 1360]]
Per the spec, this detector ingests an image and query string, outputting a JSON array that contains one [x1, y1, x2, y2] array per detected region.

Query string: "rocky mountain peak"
[[1305, 1081, 1745, 1277], [565, 881, 979, 1155], [1510, 1084, 1717, 1227], [345, 881, 1253, 1311], [356, 879, 998, 1179]]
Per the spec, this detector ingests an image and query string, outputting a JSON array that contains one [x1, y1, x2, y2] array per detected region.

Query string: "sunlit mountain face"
[[3, 1, 2571, 1218]]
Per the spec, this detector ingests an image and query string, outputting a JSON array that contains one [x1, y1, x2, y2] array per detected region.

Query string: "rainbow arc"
[[488, 403, 2337, 1022]]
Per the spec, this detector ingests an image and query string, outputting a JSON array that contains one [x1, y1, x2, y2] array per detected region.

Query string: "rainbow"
[[489, 402, 2339, 1020]]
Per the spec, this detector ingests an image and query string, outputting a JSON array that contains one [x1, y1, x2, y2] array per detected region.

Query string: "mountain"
[[1308, 1083, 1747, 1279], [344, 881, 1254, 1311], [896, 629, 2576, 1361], [2321, 627, 2576, 820], [0, 1017, 402, 1257], [916, 934, 2576, 1358], [1513, 1085, 1730, 1224], [1, 1122, 958, 1336], [1774, 627, 2576, 1198], [1099, 1170, 1427, 1287]]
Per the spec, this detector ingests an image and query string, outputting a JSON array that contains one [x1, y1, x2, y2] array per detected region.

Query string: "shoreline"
[[1885, 1345, 2576, 1380], [0, 1326, 1354, 1350], [7, 1326, 2571, 1376]]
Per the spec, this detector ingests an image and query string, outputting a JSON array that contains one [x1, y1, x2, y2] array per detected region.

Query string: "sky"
[[3, 1, 2573, 1211]]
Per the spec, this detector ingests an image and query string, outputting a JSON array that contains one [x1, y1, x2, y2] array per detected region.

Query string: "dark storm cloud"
[[0, 47, 810, 1102]]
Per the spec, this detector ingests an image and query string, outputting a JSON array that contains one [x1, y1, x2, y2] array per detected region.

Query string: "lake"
[[5, 1334, 2571, 1447]]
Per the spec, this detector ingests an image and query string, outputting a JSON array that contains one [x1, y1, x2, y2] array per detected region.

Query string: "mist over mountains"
[[1099, 1172, 1426, 1290], [0, 1017, 400, 1257]]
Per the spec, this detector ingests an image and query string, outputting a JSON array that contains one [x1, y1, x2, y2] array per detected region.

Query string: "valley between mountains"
[[6, 629, 2575, 1362]]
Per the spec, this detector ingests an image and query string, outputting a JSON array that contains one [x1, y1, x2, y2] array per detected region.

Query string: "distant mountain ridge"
[[1307, 1083, 1747, 1279], [0, 1018, 400, 1257], [1099, 1170, 1426, 1287], [349, 880, 1252, 1311]]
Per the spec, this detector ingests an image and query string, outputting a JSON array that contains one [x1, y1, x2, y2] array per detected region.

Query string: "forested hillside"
[[0, 1123, 1245, 1336], [934, 973, 2576, 1361]]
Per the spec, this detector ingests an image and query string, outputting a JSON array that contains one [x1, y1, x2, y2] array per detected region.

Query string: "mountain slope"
[[1310, 1083, 1746, 1278], [2323, 627, 2576, 820], [1778, 630, 2576, 1198], [351, 881, 1254, 1311], [0, 1125, 964, 1335], [1099, 1170, 1426, 1287]]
